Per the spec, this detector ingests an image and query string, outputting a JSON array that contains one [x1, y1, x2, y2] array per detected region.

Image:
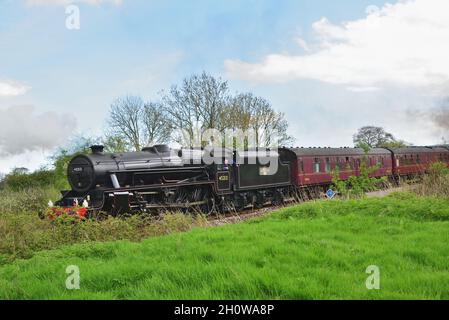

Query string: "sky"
[[1, 0, 449, 173]]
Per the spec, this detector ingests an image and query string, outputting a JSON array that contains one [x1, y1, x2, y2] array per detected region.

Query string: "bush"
[[331, 154, 385, 198], [428, 161, 449, 177], [1, 169, 59, 191], [414, 162, 449, 198]]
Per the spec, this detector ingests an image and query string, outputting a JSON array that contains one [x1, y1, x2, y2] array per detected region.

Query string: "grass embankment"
[[0, 192, 448, 300], [0, 188, 207, 265]]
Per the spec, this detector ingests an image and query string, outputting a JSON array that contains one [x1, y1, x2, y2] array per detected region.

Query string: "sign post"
[[326, 189, 336, 199]]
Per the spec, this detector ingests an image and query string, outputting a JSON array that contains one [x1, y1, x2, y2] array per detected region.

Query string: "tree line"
[[103, 72, 293, 152]]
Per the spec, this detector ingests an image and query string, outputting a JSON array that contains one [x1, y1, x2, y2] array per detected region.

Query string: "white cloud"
[[0, 150, 50, 173], [25, 0, 123, 6], [0, 80, 30, 97], [225, 0, 449, 92], [295, 37, 310, 52], [347, 86, 381, 93], [0, 105, 77, 156]]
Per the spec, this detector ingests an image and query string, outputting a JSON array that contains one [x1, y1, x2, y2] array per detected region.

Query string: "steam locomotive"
[[55, 144, 449, 216]]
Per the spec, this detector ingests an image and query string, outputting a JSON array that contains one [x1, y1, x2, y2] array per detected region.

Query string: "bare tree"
[[353, 126, 405, 148], [108, 73, 294, 150], [108, 95, 144, 151], [142, 102, 172, 146], [223, 93, 256, 132], [102, 134, 130, 153], [224, 93, 294, 148], [107, 96, 173, 151], [162, 72, 229, 145]]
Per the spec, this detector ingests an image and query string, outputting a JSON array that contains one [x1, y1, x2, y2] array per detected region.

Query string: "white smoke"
[[0, 105, 77, 156]]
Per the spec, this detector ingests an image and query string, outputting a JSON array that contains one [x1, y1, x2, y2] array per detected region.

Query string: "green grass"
[[0, 192, 448, 300]]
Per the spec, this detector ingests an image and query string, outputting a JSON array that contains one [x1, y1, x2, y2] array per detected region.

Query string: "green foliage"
[[378, 140, 407, 148], [428, 161, 449, 177], [1, 169, 59, 192], [353, 126, 406, 148], [0, 194, 449, 299], [103, 135, 130, 153], [332, 152, 384, 198], [331, 167, 348, 196]]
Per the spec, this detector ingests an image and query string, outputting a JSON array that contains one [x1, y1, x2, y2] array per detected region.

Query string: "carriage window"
[[313, 158, 321, 173], [345, 157, 352, 169], [377, 157, 382, 166], [381, 157, 384, 165], [335, 157, 340, 170], [299, 159, 304, 173], [416, 154, 420, 164], [325, 158, 331, 173]]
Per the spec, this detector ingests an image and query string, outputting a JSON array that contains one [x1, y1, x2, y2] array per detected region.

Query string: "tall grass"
[[0, 187, 207, 265], [414, 162, 449, 198], [0, 187, 60, 214]]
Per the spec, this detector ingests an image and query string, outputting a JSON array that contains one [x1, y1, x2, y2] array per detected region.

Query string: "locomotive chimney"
[[90, 145, 104, 154]]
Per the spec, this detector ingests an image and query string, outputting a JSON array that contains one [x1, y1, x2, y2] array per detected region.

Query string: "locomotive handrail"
[[109, 166, 206, 174]]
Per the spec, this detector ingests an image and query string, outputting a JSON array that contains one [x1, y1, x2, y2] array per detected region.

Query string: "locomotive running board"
[[141, 200, 208, 209], [103, 180, 215, 193]]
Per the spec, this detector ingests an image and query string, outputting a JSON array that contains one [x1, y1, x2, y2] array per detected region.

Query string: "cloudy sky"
[[1, 0, 448, 173]]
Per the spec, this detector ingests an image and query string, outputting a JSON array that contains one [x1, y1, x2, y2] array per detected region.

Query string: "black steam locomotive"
[[56, 145, 295, 216]]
